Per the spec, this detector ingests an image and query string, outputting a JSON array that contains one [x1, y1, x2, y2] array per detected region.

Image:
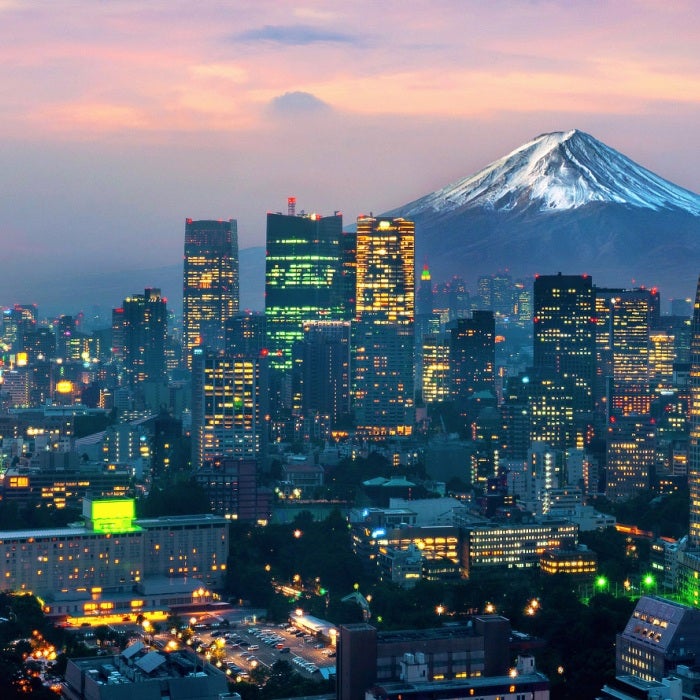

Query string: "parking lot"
[[183, 619, 336, 681]]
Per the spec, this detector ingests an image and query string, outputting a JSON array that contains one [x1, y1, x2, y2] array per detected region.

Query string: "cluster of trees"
[[222, 511, 643, 700], [593, 489, 689, 540], [0, 592, 103, 699]]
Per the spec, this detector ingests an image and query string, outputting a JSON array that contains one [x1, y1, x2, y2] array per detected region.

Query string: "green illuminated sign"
[[86, 498, 140, 533]]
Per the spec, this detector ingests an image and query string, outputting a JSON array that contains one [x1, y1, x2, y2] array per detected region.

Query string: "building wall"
[[0, 513, 228, 600]]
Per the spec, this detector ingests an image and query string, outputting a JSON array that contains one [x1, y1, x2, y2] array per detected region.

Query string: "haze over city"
[[1, 0, 699, 311]]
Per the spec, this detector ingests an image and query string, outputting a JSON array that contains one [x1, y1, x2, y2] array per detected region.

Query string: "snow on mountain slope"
[[397, 130, 700, 216]]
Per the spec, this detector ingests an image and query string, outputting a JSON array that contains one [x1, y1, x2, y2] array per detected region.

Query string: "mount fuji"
[[384, 129, 700, 300]]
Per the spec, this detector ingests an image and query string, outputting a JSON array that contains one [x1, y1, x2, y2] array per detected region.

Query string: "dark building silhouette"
[[449, 311, 495, 403], [295, 320, 351, 427], [119, 288, 167, 387], [194, 457, 271, 522], [225, 311, 267, 357]]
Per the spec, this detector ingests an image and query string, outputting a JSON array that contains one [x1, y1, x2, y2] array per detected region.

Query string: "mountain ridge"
[[384, 129, 700, 300], [388, 129, 700, 218]]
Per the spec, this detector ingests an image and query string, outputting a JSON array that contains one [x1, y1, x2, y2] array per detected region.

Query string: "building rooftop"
[[369, 670, 549, 697], [377, 619, 506, 644], [67, 644, 226, 687]]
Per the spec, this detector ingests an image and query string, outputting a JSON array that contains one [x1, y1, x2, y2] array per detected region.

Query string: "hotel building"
[[0, 497, 228, 621]]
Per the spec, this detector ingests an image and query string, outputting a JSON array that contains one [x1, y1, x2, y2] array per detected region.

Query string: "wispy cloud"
[[236, 24, 355, 45]]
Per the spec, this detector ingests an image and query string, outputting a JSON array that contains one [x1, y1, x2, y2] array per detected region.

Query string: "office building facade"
[[191, 347, 269, 469], [265, 209, 350, 372], [449, 311, 495, 403], [118, 288, 167, 387], [0, 498, 228, 617], [183, 219, 239, 366], [354, 216, 415, 437]]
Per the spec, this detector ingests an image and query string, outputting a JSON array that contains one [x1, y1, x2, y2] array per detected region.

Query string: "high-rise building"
[[605, 416, 656, 501], [609, 288, 653, 416], [295, 320, 352, 427], [119, 288, 167, 387], [593, 287, 624, 425], [353, 216, 415, 437], [183, 218, 239, 366], [265, 208, 350, 372], [533, 274, 595, 417], [688, 276, 700, 548], [225, 312, 267, 357], [421, 333, 451, 404], [449, 311, 495, 403], [355, 217, 414, 324], [191, 347, 269, 469]]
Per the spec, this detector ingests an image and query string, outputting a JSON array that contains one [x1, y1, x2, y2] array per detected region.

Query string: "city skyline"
[[1, 1, 699, 312]]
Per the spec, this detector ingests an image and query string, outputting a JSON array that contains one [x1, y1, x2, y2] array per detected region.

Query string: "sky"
[[1, 0, 699, 314]]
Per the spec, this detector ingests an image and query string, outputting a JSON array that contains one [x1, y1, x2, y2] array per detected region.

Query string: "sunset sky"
[[1, 0, 699, 310]]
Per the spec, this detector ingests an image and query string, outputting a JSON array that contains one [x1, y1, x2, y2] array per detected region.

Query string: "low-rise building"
[[539, 544, 597, 577], [0, 497, 228, 621], [459, 519, 578, 576], [62, 642, 228, 700], [616, 596, 700, 683], [337, 616, 537, 700]]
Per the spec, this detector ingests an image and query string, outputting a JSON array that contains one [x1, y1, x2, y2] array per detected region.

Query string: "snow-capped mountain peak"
[[400, 129, 700, 216]]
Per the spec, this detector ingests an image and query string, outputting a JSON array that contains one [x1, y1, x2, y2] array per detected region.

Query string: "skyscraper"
[[675, 277, 700, 606], [533, 273, 595, 421], [296, 320, 352, 427], [183, 219, 239, 366], [450, 311, 496, 402], [609, 288, 653, 416], [264, 207, 350, 372], [191, 347, 269, 469], [688, 276, 700, 547], [353, 216, 415, 437], [119, 288, 167, 387]]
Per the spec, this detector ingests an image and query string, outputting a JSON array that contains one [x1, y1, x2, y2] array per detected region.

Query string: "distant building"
[[458, 519, 578, 577], [366, 659, 549, 700], [377, 543, 423, 588], [533, 273, 595, 445], [449, 311, 495, 404], [118, 288, 167, 388], [605, 416, 656, 501], [608, 288, 655, 417], [265, 208, 350, 372], [183, 218, 239, 366], [194, 457, 271, 523], [296, 320, 352, 427], [351, 521, 461, 580], [354, 216, 415, 437], [191, 347, 269, 468]]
